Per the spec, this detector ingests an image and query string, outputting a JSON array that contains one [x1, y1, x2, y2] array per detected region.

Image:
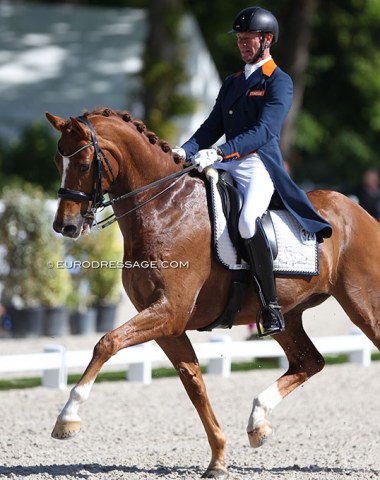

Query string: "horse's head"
[[46, 112, 119, 238]]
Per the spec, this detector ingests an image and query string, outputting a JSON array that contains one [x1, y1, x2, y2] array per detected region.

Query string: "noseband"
[[57, 115, 115, 218]]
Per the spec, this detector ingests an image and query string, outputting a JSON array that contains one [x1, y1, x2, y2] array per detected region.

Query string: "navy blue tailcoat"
[[182, 59, 332, 239]]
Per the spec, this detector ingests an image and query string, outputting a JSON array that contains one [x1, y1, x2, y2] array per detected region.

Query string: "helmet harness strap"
[[249, 32, 268, 65]]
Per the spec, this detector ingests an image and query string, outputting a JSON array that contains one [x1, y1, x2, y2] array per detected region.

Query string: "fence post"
[[42, 344, 67, 389], [127, 343, 152, 384], [279, 356, 289, 370], [207, 334, 232, 377], [348, 331, 372, 367], [348, 345, 372, 367]]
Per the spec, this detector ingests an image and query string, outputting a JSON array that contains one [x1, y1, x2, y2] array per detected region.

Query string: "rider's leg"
[[244, 218, 285, 336], [215, 153, 274, 237], [221, 154, 285, 336]]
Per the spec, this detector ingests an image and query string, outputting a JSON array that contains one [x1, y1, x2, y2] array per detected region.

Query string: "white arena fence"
[[0, 333, 377, 389]]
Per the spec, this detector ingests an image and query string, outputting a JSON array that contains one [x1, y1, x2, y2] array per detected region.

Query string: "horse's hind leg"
[[247, 312, 325, 448], [157, 334, 229, 480], [334, 287, 380, 350]]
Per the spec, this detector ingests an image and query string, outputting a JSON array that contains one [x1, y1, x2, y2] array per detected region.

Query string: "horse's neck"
[[116, 132, 179, 193], [109, 128, 182, 243]]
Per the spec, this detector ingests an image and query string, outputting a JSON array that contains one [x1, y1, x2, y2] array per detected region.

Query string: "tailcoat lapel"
[[224, 68, 265, 109]]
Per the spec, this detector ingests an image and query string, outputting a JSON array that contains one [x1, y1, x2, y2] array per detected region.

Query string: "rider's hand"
[[192, 148, 222, 173]]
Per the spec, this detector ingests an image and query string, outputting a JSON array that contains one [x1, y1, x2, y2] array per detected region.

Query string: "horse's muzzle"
[[53, 219, 82, 238]]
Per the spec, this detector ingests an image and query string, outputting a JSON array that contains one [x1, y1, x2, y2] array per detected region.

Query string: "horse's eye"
[[79, 164, 90, 172]]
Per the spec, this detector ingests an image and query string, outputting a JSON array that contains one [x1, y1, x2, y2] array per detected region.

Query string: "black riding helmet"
[[230, 6, 279, 45]]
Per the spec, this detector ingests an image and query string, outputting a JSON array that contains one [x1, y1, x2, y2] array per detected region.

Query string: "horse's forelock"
[[60, 118, 77, 136], [63, 120, 72, 131]]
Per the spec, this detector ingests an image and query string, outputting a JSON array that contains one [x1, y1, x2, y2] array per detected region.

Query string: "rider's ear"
[[45, 112, 66, 132], [265, 33, 273, 47], [70, 117, 88, 138]]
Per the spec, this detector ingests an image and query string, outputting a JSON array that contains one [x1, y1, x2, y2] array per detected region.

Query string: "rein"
[[57, 116, 196, 228], [97, 163, 196, 228]]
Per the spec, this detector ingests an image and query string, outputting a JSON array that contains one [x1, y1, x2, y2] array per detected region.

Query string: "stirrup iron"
[[255, 302, 285, 337]]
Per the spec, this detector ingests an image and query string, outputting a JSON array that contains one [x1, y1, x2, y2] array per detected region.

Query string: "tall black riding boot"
[[244, 217, 285, 337]]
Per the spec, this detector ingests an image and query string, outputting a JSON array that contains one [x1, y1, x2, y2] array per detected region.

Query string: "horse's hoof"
[[247, 422, 273, 448], [201, 468, 229, 479], [51, 420, 81, 440]]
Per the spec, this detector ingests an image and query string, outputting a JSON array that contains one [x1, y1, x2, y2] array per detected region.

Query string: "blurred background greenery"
[[0, 0, 379, 336], [1, 0, 379, 194]]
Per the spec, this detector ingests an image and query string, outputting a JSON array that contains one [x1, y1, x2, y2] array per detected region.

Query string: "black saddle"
[[216, 170, 279, 261]]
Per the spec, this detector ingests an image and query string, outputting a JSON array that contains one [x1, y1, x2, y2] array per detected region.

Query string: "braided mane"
[[82, 108, 182, 164]]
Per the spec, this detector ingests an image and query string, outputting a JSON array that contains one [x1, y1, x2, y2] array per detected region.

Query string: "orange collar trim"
[[262, 59, 277, 77]]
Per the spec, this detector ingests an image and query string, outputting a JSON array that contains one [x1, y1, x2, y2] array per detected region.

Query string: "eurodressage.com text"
[[48, 260, 190, 270]]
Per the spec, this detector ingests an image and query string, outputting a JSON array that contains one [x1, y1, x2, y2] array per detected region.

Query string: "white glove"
[[192, 148, 222, 172], [172, 147, 186, 160]]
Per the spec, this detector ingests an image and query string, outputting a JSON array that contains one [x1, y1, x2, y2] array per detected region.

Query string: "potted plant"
[[65, 278, 96, 335], [65, 243, 96, 336], [0, 185, 71, 337], [80, 221, 123, 332], [40, 246, 72, 337]]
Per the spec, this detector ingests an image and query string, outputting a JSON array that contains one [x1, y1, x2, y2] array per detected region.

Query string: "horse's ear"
[[69, 116, 88, 137], [45, 112, 66, 132]]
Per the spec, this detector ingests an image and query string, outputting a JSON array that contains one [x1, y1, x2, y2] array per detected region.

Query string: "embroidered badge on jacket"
[[248, 90, 265, 97]]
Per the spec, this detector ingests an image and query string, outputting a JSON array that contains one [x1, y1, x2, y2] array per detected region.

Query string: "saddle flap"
[[216, 170, 278, 261], [208, 169, 319, 275], [261, 211, 278, 260], [216, 171, 244, 251]]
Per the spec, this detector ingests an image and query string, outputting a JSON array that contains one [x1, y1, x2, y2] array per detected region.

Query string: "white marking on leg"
[[58, 381, 94, 423], [247, 382, 283, 432]]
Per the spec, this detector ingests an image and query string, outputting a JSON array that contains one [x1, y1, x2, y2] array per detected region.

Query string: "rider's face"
[[237, 32, 272, 64]]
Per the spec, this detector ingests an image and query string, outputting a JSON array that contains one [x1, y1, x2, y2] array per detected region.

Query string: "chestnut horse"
[[46, 108, 380, 479]]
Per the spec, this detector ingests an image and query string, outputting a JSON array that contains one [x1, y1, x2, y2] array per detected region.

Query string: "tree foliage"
[[188, 0, 380, 190], [0, 122, 59, 195], [0, 185, 71, 308], [141, 0, 195, 141], [293, 0, 380, 190], [9, 0, 380, 191]]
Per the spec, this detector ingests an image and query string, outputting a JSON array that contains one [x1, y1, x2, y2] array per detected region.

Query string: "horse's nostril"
[[53, 221, 63, 233], [62, 225, 79, 237]]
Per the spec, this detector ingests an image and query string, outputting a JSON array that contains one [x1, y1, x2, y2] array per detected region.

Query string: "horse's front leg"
[[51, 299, 181, 440], [157, 335, 229, 480], [247, 313, 325, 448]]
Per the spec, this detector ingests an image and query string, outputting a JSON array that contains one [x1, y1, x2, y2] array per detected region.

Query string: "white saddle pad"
[[209, 174, 319, 275]]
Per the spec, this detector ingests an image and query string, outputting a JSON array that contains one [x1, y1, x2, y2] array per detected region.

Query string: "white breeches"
[[214, 153, 275, 239]]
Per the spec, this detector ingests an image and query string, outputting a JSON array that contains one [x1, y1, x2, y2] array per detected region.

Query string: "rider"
[[174, 6, 332, 336]]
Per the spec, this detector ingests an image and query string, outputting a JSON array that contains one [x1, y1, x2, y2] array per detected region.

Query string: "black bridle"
[[57, 116, 195, 228], [57, 115, 115, 218]]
